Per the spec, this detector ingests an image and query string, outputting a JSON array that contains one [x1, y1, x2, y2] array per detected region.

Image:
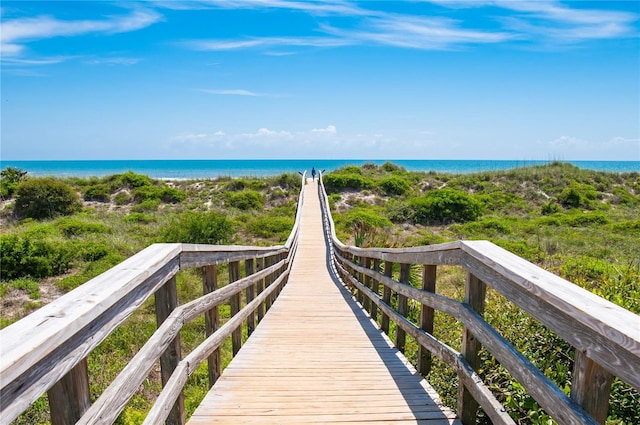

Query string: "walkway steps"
[[188, 179, 459, 424]]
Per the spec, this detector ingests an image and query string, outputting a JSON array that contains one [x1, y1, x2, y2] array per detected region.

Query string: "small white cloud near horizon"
[[311, 125, 337, 134]]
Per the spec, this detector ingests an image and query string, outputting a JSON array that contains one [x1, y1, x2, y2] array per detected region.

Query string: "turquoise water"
[[0, 159, 638, 178]]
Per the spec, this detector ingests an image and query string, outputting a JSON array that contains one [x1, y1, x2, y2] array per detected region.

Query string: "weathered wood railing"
[[0, 173, 307, 425], [318, 173, 640, 425]]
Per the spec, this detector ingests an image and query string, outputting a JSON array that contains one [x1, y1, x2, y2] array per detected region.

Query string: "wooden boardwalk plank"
[[188, 179, 460, 424]]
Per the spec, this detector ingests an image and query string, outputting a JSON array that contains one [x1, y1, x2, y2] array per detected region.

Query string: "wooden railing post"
[[381, 261, 393, 334], [256, 257, 265, 322], [418, 265, 437, 376], [203, 265, 220, 387], [356, 255, 364, 305], [457, 273, 486, 425], [396, 263, 410, 353], [371, 259, 381, 321], [363, 257, 373, 314], [245, 259, 256, 336], [229, 261, 242, 356], [48, 358, 90, 425], [265, 255, 274, 311], [571, 350, 613, 424], [155, 275, 184, 425]]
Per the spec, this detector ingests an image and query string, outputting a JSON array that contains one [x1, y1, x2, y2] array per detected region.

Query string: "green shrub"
[[323, 173, 374, 193], [226, 190, 264, 210], [340, 209, 392, 247], [378, 176, 411, 196], [557, 183, 598, 209], [0, 234, 75, 279], [131, 199, 161, 213], [0, 277, 41, 299], [124, 212, 156, 224], [83, 184, 111, 202], [564, 212, 609, 227], [246, 216, 294, 240], [0, 167, 28, 198], [56, 217, 110, 237], [119, 171, 153, 188], [114, 191, 132, 205], [408, 189, 482, 224], [541, 200, 561, 215], [160, 211, 233, 244], [14, 177, 82, 219], [133, 186, 186, 204]]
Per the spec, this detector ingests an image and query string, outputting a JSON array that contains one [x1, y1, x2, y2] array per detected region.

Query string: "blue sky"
[[1, 1, 639, 161]]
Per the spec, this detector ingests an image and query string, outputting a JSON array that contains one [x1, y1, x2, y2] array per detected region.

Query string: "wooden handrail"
[[318, 171, 640, 425], [0, 172, 307, 425]]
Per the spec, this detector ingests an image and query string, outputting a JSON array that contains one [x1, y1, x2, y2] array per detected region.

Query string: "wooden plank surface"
[[188, 179, 459, 425]]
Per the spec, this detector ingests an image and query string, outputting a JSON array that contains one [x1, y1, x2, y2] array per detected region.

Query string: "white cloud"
[[85, 57, 142, 66], [199, 88, 286, 98], [0, 8, 162, 56], [201, 89, 264, 96], [312, 125, 337, 134]]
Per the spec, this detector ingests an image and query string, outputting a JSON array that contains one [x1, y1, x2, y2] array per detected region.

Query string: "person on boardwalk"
[[311, 167, 316, 181]]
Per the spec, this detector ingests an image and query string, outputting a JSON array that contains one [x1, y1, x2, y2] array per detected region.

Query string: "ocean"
[[0, 159, 638, 179]]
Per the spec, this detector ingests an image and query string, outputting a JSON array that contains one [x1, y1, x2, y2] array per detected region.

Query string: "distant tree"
[[14, 177, 82, 219]]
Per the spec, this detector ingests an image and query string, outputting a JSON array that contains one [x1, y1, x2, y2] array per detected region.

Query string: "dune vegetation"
[[1, 162, 638, 424]]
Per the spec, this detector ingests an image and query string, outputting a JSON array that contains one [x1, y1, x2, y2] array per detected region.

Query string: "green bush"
[[341, 209, 392, 247], [14, 177, 82, 219], [119, 171, 153, 188], [124, 212, 156, 224], [378, 176, 411, 196], [226, 190, 264, 210], [408, 189, 482, 224], [83, 184, 111, 202], [113, 191, 132, 205], [56, 217, 110, 237], [133, 186, 186, 204], [160, 211, 233, 244], [323, 173, 374, 193], [131, 199, 161, 213], [0, 167, 28, 198], [0, 277, 41, 299], [246, 216, 294, 240], [0, 234, 75, 279]]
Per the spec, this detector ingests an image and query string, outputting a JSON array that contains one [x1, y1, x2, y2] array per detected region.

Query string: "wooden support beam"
[[419, 265, 437, 376], [458, 273, 486, 425], [256, 257, 265, 322], [381, 261, 393, 334], [371, 259, 381, 321], [229, 261, 242, 356], [396, 263, 410, 353], [48, 358, 90, 425], [245, 259, 255, 336], [571, 350, 613, 424], [203, 265, 220, 387], [155, 275, 184, 425]]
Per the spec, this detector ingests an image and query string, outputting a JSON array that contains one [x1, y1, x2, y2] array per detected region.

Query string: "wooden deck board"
[[188, 179, 460, 424]]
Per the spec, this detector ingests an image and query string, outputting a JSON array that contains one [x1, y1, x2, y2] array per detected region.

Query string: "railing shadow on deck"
[[317, 172, 639, 425], [321, 222, 455, 422]]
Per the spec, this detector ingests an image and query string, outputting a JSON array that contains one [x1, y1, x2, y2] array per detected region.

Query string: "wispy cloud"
[[0, 7, 162, 56], [177, 0, 638, 53], [183, 36, 352, 51], [85, 57, 142, 66], [312, 125, 337, 134], [199, 88, 286, 98]]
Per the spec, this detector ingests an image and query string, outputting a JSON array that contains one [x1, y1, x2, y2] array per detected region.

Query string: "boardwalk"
[[188, 179, 459, 424]]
